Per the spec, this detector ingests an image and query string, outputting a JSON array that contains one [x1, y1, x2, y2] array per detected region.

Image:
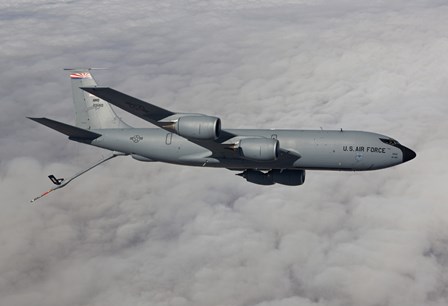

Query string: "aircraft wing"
[[81, 87, 301, 162], [81, 87, 238, 158], [81, 87, 174, 123]]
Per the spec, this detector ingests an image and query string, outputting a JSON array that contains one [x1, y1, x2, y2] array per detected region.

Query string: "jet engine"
[[239, 138, 279, 161], [237, 169, 275, 185], [174, 116, 221, 140], [237, 169, 306, 186], [271, 169, 305, 186]]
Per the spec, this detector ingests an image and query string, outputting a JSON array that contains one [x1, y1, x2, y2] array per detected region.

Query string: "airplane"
[[29, 68, 416, 202]]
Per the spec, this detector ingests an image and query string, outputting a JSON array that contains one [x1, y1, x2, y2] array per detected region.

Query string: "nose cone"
[[401, 146, 416, 163]]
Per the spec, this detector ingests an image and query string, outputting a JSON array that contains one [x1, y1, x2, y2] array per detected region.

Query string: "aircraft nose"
[[401, 146, 416, 163]]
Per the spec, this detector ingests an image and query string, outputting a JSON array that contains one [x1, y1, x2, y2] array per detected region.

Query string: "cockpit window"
[[380, 138, 399, 146]]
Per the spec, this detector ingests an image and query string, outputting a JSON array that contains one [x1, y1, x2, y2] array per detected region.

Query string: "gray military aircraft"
[[29, 68, 416, 202]]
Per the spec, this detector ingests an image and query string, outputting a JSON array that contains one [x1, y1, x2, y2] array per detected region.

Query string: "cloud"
[[1, 0, 448, 305]]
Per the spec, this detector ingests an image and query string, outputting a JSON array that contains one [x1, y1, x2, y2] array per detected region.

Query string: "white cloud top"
[[1, 1, 447, 305]]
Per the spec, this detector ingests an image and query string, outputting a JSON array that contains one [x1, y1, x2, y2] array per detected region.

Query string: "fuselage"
[[87, 128, 415, 171], [29, 70, 418, 195]]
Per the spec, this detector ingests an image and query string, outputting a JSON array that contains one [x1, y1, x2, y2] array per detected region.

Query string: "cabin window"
[[380, 138, 398, 146]]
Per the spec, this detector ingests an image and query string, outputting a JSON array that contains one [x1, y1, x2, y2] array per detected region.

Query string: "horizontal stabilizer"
[[28, 117, 102, 140]]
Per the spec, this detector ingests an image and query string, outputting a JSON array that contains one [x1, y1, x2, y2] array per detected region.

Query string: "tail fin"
[[65, 68, 131, 130]]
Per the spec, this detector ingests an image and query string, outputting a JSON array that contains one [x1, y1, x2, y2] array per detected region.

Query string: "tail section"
[[65, 68, 131, 130]]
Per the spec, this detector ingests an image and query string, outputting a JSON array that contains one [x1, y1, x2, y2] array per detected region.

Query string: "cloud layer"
[[1, 1, 448, 305]]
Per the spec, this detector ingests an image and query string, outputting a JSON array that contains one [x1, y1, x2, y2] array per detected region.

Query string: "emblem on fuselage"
[[130, 135, 143, 143]]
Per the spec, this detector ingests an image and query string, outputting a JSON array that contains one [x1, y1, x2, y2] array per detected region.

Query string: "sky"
[[1, 0, 448, 305]]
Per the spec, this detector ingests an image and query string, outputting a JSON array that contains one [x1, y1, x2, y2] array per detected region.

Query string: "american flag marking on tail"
[[70, 72, 92, 79]]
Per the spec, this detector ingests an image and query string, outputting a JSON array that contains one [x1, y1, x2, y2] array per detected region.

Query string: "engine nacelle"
[[238, 169, 306, 186], [239, 138, 279, 161], [238, 170, 274, 185], [271, 169, 305, 186], [174, 116, 221, 140]]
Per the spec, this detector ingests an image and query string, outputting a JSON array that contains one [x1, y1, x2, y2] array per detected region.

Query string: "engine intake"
[[239, 138, 279, 161], [175, 116, 221, 140]]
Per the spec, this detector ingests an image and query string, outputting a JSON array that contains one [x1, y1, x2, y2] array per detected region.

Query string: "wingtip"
[[28, 117, 49, 123], [28, 117, 43, 122]]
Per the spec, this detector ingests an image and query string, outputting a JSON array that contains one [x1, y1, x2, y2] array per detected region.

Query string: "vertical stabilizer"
[[65, 68, 131, 129]]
